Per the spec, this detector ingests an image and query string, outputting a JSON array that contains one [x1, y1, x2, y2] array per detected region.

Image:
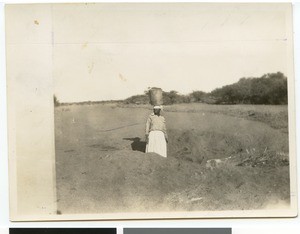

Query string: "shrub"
[[210, 72, 287, 104], [125, 94, 149, 104]]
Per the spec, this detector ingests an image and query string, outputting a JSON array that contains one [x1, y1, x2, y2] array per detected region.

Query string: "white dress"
[[146, 130, 167, 157]]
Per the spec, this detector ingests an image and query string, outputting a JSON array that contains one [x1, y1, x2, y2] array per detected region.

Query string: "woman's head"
[[153, 106, 162, 115]]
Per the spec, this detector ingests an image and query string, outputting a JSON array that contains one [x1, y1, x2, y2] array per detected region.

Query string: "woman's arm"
[[162, 117, 168, 143], [145, 116, 151, 142]]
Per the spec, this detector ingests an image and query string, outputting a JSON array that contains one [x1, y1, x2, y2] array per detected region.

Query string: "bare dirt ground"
[[55, 103, 290, 214]]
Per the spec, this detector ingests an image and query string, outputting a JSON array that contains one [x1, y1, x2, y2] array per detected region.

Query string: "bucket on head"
[[149, 88, 163, 106]]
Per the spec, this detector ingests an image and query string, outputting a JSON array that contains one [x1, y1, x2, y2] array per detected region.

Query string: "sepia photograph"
[[6, 3, 297, 220]]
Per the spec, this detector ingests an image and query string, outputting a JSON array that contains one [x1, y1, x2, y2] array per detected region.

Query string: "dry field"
[[55, 103, 290, 214]]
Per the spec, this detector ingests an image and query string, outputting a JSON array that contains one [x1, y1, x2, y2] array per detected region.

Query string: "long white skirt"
[[146, 130, 167, 157]]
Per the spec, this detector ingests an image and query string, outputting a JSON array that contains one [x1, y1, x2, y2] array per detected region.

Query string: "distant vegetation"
[[211, 72, 287, 105], [124, 90, 217, 105], [55, 72, 288, 106], [125, 72, 288, 105]]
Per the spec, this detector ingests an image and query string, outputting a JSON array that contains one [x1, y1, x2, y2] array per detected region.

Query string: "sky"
[[51, 3, 292, 102]]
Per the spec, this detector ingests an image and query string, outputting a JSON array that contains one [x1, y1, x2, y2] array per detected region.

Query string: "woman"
[[145, 105, 168, 157]]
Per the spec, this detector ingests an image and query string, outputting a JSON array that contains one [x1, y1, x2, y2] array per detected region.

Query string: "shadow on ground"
[[123, 137, 147, 153]]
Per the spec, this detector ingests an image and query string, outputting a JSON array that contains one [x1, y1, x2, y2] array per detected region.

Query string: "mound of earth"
[[56, 147, 290, 214], [56, 149, 205, 213]]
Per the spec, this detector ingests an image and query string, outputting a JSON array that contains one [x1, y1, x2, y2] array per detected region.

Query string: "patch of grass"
[[164, 103, 288, 132]]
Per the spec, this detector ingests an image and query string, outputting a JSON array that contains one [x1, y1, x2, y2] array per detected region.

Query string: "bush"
[[125, 94, 149, 104], [210, 72, 287, 104], [163, 91, 191, 105], [189, 91, 207, 103]]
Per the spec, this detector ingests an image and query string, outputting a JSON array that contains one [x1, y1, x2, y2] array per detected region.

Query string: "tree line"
[[125, 72, 288, 105], [54, 72, 288, 106]]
